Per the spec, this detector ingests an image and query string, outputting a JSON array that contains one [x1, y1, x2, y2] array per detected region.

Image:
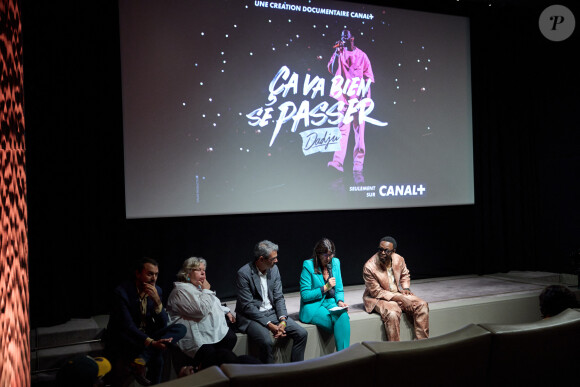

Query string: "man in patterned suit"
[[363, 236, 429, 341]]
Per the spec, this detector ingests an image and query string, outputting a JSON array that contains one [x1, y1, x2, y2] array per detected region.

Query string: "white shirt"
[[166, 282, 230, 358], [257, 268, 273, 312]]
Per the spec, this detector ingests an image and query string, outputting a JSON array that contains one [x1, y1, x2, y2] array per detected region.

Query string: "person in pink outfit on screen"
[[327, 29, 374, 175]]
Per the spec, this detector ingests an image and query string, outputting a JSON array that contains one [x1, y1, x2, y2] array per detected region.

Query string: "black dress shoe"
[[130, 361, 152, 386]]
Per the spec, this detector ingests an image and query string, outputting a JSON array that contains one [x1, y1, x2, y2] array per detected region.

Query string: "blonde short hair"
[[176, 257, 207, 282]]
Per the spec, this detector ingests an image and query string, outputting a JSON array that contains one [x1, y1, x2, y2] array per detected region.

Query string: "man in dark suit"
[[106, 258, 186, 386], [235, 240, 307, 363]]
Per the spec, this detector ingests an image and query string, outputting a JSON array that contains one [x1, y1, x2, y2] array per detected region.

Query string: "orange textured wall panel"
[[1, 0, 30, 385]]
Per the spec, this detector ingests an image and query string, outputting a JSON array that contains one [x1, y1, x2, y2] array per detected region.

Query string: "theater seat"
[[220, 342, 376, 386], [157, 365, 229, 387], [362, 324, 492, 387], [479, 308, 580, 385]]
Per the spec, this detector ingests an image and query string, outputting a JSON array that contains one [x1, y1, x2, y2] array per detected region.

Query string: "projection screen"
[[119, 0, 474, 218]]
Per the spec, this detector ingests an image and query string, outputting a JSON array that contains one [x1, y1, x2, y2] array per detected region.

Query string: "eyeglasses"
[[377, 248, 394, 254], [320, 252, 334, 258]]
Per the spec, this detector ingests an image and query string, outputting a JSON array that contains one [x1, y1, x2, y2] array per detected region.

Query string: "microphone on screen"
[[333, 41, 344, 49]]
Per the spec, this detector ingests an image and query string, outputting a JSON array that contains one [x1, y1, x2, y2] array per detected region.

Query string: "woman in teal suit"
[[299, 238, 350, 351]]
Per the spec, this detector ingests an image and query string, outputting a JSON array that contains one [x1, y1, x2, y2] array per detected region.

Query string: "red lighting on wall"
[[1, 0, 30, 385]]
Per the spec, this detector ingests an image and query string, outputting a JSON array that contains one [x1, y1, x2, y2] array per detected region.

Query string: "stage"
[[223, 271, 579, 359], [31, 271, 579, 382]]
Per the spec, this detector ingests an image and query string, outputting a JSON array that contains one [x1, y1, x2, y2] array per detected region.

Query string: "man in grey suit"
[[235, 240, 308, 363]]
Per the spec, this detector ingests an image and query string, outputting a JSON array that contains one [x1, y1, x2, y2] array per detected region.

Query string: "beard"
[[378, 255, 390, 265]]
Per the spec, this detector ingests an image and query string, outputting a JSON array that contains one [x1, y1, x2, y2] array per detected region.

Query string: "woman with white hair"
[[167, 257, 255, 370]]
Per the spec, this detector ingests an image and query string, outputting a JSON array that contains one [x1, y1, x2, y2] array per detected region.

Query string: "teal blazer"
[[299, 257, 345, 323]]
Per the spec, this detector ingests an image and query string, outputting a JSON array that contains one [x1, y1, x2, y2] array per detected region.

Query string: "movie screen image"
[[120, 0, 474, 218]]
